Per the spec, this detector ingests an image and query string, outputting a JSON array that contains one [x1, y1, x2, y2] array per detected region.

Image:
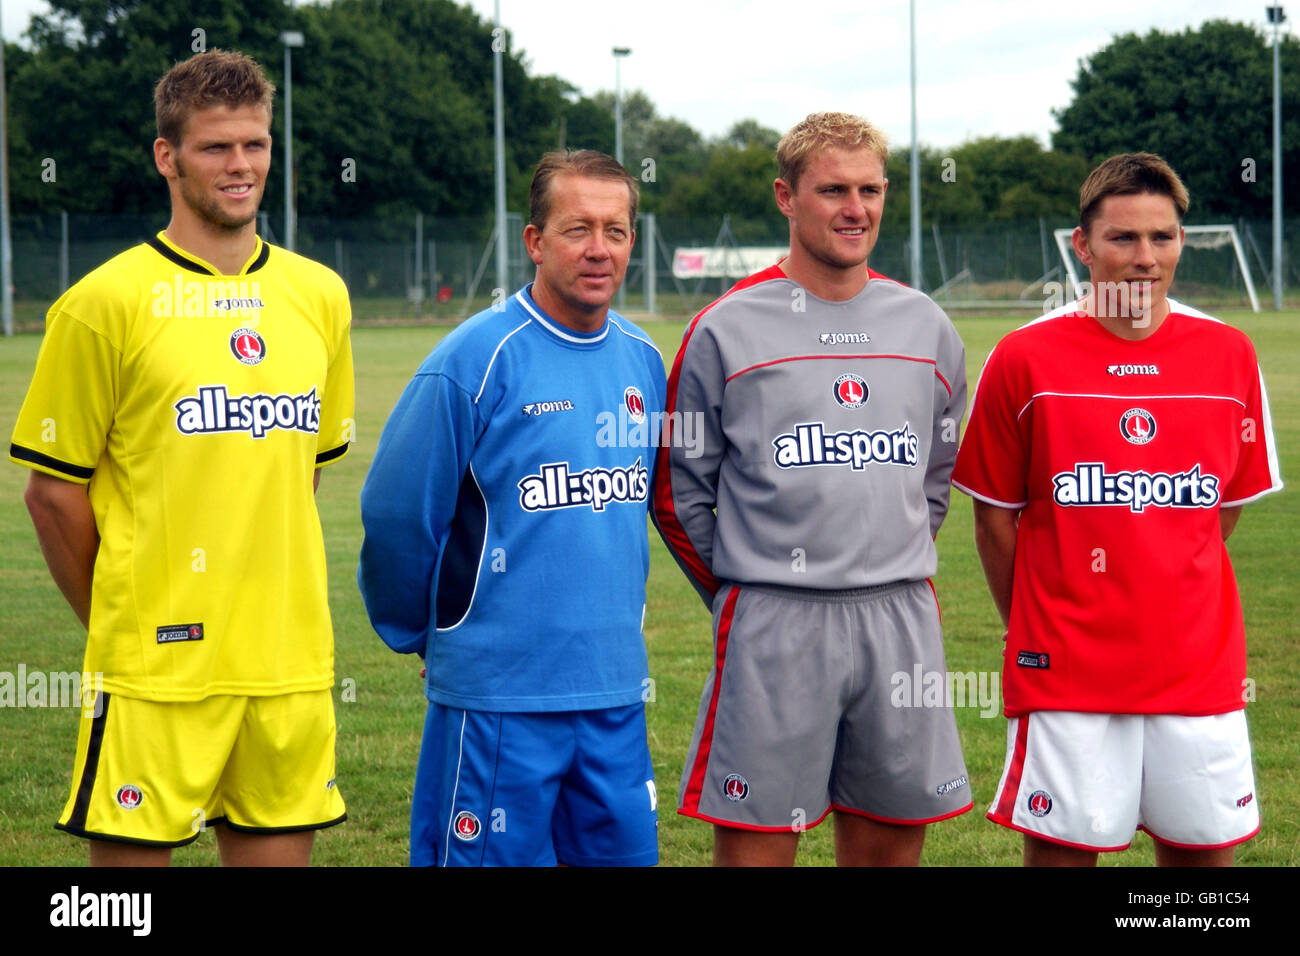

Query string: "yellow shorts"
[[57, 690, 346, 846]]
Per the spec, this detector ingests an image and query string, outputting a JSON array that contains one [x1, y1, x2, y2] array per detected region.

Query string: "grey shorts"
[[678, 579, 972, 831]]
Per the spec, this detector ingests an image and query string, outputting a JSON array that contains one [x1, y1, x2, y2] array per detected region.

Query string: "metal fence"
[[6, 212, 1297, 329]]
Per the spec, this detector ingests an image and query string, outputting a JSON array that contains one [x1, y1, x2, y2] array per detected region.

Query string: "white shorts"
[[988, 710, 1259, 851]]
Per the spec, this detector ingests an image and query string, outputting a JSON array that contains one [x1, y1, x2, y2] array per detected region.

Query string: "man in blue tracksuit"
[[358, 150, 665, 866]]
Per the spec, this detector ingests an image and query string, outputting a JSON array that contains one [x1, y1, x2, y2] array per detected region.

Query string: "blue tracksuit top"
[[358, 285, 667, 711]]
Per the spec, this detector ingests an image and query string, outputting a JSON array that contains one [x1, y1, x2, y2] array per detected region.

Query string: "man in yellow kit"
[[9, 49, 354, 866]]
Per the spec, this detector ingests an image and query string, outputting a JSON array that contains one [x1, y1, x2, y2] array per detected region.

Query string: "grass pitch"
[[1, 309, 1296, 866]]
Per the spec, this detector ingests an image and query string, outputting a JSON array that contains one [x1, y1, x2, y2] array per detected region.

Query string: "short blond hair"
[[777, 112, 888, 189], [1079, 153, 1189, 233], [155, 49, 274, 146]]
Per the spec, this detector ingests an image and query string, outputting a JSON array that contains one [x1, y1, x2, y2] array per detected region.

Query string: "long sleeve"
[[652, 318, 726, 606], [358, 369, 479, 654], [926, 318, 968, 537]]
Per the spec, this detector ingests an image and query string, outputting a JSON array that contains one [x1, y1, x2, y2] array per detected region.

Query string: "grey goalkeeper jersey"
[[653, 265, 967, 604]]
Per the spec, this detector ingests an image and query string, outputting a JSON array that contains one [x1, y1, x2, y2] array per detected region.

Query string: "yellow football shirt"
[[10, 233, 354, 701]]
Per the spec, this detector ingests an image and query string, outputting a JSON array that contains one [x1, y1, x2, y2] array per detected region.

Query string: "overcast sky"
[[3, 0, 1291, 149]]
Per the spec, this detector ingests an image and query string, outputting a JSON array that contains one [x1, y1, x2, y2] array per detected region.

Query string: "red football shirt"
[[953, 301, 1282, 717]]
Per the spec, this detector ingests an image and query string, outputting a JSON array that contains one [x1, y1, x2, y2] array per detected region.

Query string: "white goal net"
[[1054, 225, 1260, 313]]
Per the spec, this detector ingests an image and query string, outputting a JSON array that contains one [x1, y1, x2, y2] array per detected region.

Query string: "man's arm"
[[358, 369, 476, 654], [24, 471, 99, 628], [651, 319, 727, 606], [1220, 505, 1242, 541], [926, 319, 968, 538], [309, 273, 353, 510], [1218, 360, 1282, 535], [972, 500, 1019, 629]]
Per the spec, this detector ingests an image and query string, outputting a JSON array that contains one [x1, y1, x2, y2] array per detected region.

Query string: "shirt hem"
[[426, 686, 646, 712], [1221, 481, 1284, 507], [96, 676, 336, 702], [951, 479, 1025, 508], [1002, 701, 1249, 719]]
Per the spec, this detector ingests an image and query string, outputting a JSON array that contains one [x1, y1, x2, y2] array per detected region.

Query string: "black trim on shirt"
[[146, 235, 270, 275], [315, 443, 349, 466], [247, 241, 270, 273], [146, 235, 216, 275], [10, 443, 95, 480]]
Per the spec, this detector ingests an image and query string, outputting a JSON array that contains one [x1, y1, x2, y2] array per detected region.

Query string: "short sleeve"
[[1221, 363, 1284, 506], [9, 311, 121, 482], [315, 282, 355, 467], [951, 340, 1030, 508]]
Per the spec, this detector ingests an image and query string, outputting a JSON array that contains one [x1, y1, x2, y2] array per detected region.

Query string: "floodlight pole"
[[613, 47, 631, 311], [1268, 6, 1286, 310], [613, 47, 630, 165], [493, 0, 508, 297], [909, 0, 922, 290], [281, 30, 304, 252], [1, 20, 12, 336]]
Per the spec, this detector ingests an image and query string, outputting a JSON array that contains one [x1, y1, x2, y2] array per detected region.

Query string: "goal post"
[[1053, 225, 1261, 313]]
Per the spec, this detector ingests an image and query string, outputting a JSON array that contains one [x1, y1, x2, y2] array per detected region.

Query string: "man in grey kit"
[[653, 112, 970, 866]]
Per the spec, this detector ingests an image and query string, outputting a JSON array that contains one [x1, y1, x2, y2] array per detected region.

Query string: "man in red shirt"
[[953, 153, 1282, 866]]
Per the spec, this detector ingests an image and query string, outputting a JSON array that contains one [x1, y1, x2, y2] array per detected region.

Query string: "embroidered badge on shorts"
[[453, 810, 481, 841], [722, 773, 750, 802], [116, 784, 144, 810]]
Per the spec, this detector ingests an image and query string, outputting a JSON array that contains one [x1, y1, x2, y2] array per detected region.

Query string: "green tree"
[[723, 118, 780, 151], [949, 136, 1089, 221], [590, 89, 657, 163], [1052, 20, 1300, 217], [585, 89, 708, 215], [295, 0, 491, 220], [556, 91, 615, 156], [880, 137, 1087, 230], [2, 0, 586, 221], [658, 142, 782, 234], [9, 0, 289, 215]]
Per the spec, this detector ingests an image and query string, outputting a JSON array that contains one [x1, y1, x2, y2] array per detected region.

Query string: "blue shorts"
[[411, 702, 658, 867]]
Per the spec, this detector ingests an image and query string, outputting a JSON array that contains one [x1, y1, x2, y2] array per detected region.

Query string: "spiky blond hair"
[[777, 112, 888, 189]]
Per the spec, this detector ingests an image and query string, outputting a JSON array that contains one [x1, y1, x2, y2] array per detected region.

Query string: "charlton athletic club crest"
[[833, 373, 869, 409], [452, 810, 481, 842], [116, 784, 144, 810], [230, 327, 267, 366], [1119, 407, 1156, 445], [722, 773, 750, 802], [624, 386, 647, 424], [1027, 790, 1053, 818]]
